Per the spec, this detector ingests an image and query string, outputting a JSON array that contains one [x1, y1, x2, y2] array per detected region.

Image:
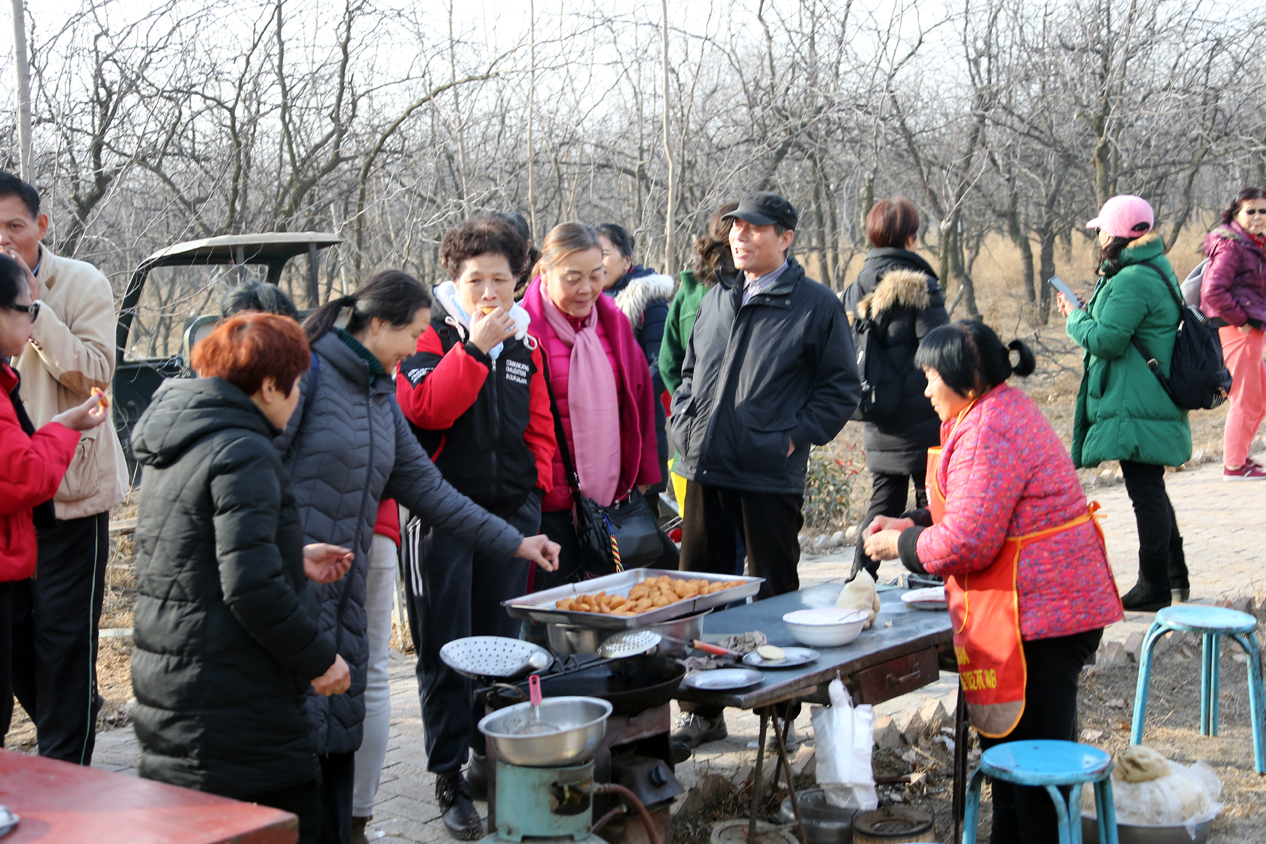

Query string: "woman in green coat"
[[660, 202, 738, 512], [1058, 195, 1191, 611]]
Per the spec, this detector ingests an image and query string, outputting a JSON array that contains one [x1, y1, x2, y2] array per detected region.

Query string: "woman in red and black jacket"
[[1, 254, 110, 745], [395, 215, 554, 839]]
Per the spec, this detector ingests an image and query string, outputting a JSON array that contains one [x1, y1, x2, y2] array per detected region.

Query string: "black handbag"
[[539, 354, 662, 578]]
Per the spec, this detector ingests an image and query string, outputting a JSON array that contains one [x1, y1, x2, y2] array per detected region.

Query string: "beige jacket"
[[15, 247, 128, 520]]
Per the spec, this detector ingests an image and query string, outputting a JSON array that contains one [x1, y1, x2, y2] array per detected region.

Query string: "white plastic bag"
[[1081, 755, 1224, 837], [810, 679, 879, 811]]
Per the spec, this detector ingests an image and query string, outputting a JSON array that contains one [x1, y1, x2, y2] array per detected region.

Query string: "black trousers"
[[0, 581, 14, 743], [11, 511, 109, 764], [237, 778, 323, 844], [678, 481, 804, 600], [319, 751, 355, 844], [852, 468, 928, 579], [977, 629, 1103, 844], [404, 496, 537, 774], [1118, 461, 1189, 593]]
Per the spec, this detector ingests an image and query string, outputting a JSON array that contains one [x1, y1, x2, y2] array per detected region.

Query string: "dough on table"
[[836, 569, 881, 629]]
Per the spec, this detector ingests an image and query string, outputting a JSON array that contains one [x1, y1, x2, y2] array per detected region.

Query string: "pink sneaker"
[[1224, 462, 1266, 481]]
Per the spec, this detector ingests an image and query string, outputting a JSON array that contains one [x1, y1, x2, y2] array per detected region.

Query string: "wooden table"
[[675, 583, 963, 843], [0, 750, 297, 844]]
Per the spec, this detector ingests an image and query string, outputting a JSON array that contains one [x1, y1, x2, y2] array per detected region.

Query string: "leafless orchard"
[[3, 0, 1265, 355]]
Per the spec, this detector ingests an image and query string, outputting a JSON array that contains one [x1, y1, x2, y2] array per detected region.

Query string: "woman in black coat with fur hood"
[[840, 197, 949, 579]]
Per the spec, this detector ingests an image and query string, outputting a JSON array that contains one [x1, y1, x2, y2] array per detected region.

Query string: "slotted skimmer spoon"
[[440, 636, 553, 682], [545, 629, 663, 680]]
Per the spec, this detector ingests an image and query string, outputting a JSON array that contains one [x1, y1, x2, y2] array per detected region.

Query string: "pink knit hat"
[[1086, 195, 1154, 239]]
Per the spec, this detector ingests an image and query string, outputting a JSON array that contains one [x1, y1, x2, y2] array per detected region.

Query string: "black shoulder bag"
[[538, 353, 662, 581], [1130, 262, 1232, 411]]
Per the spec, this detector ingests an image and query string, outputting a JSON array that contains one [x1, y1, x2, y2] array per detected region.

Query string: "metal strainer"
[[440, 636, 553, 681], [596, 629, 662, 659]]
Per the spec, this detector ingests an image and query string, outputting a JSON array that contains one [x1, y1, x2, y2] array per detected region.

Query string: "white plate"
[[682, 668, 764, 691], [742, 647, 820, 669], [901, 587, 947, 610]]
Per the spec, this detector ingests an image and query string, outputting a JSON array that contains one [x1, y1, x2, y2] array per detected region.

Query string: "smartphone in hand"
[[1047, 276, 1083, 309]]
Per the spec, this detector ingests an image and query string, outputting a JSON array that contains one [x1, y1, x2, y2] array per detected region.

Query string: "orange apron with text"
[[926, 447, 1103, 738]]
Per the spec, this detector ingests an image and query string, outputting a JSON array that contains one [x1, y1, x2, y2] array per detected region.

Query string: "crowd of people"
[[3, 163, 1263, 844]]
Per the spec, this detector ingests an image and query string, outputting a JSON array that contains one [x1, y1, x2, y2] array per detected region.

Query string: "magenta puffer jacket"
[[916, 384, 1123, 641], [1201, 221, 1266, 327]]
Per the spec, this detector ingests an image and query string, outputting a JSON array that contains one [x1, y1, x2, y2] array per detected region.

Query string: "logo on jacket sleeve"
[[504, 359, 530, 385], [405, 365, 434, 386]]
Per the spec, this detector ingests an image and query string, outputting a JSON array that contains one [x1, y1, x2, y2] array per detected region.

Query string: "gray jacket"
[[277, 331, 524, 755]]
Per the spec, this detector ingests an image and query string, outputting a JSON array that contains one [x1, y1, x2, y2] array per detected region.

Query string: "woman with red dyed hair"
[[129, 313, 354, 844]]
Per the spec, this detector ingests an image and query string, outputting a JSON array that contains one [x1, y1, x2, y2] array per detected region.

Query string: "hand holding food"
[[52, 391, 111, 431], [311, 654, 350, 696], [555, 576, 745, 616], [468, 305, 516, 354]]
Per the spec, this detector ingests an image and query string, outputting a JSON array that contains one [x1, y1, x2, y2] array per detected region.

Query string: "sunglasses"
[[5, 303, 34, 316], [1242, 208, 1266, 215]]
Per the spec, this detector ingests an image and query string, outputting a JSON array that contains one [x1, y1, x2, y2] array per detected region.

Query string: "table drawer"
[[854, 648, 939, 705]]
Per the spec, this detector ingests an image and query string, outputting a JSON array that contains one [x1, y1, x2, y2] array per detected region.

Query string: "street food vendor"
[[863, 320, 1123, 844]]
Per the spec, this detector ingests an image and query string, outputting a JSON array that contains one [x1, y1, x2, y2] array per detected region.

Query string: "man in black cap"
[[670, 190, 859, 748]]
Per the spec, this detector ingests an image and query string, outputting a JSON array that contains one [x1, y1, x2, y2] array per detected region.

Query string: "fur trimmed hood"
[[613, 273, 675, 326], [855, 268, 933, 320]]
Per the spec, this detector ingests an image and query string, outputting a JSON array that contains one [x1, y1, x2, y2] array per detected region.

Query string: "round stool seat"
[[1156, 605, 1258, 635], [980, 740, 1113, 785]]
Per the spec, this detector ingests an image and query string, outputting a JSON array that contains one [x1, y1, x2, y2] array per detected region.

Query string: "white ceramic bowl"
[[782, 608, 870, 647]]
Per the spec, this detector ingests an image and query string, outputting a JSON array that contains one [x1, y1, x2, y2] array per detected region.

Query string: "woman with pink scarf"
[[525, 222, 661, 590]]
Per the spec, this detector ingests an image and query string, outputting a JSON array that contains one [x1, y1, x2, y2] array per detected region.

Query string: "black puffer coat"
[[672, 258, 860, 494], [130, 377, 337, 797], [840, 249, 949, 475], [277, 331, 524, 756]]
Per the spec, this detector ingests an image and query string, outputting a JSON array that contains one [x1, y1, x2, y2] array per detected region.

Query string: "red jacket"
[[916, 384, 1123, 641], [1, 363, 81, 581], [524, 278, 661, 513], [397, 314, 555, 518]]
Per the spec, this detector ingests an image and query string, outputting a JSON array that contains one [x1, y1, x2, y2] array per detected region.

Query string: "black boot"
[[466, 751, 488, 800], [436, 772, 484, 841], [1120, 582, 1171, 612]]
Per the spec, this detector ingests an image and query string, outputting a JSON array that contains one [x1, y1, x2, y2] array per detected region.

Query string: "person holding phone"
[[1057, 195, 1191, 610]]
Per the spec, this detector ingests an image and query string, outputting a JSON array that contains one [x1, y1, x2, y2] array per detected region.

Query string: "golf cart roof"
[[137, 232, 343, 270]]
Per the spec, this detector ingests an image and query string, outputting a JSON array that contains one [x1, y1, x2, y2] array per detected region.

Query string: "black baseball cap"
[[723, 191, 798, 231]]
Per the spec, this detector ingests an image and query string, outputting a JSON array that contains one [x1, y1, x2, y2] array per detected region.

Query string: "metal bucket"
[[776, 789, 857, 844], [1081, 815, 1212, 844]]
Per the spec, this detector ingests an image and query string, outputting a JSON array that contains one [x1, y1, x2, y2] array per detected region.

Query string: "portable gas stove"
[[445, 634, 685, 844]]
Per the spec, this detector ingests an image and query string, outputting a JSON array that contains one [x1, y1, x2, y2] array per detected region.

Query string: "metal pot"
[[1081, 816, 1213, 844], [776, 789, 856, 844], [478, 696, 612, 767], [545, 610, 710, 658]]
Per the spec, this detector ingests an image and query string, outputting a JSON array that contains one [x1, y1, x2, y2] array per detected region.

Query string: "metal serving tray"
[[504, 569, 764, 630]]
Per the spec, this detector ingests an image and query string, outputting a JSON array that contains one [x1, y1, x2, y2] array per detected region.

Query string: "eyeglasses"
[[1242, 208, 1266, 216], [5, 303, 34, 318]]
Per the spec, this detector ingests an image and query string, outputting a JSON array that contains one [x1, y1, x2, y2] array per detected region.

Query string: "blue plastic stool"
[[1130, 604, 1265, 775], [961, 740, 1118, 844]]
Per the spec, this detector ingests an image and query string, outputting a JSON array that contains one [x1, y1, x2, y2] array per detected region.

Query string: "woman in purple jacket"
[[1201, 186, 1266, 480]]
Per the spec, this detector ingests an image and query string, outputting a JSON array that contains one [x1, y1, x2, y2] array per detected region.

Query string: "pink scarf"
[[539, 285, 621, 507]]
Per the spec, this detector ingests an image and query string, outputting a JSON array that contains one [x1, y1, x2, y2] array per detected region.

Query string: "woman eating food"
[[395, 215, 556, 840], [863, 320, 1122, 844]]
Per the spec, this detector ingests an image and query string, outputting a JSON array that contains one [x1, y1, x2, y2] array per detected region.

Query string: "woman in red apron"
[[864, 321, 1123, 844]]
